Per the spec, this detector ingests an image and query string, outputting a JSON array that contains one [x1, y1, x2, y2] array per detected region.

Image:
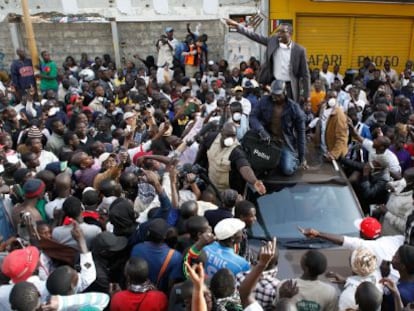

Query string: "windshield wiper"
[[282, 238, 334, 249]]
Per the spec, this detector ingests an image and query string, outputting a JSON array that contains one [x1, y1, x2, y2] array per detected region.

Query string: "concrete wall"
[[20, 22, 114, 67], [0, 22, 15, 71], [118, 20, 226, 64]]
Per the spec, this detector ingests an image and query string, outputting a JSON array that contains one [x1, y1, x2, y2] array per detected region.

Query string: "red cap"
[[69, 94, 80, 104], [354, 217, 382, 239], [244, 68, 254, 75], [2, 246, 40, 283], [133, 150, 153, 165]]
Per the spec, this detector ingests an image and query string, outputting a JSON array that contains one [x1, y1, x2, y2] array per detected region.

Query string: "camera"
[[177, 163, 206, 180], [20, 211, 31, 220]]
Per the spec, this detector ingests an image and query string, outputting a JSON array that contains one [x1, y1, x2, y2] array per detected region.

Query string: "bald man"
[[45, 173, 72, 219], [204, 123, 266, 194]]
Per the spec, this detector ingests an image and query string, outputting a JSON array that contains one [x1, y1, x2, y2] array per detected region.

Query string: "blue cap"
[[165, 27, 174, 33]]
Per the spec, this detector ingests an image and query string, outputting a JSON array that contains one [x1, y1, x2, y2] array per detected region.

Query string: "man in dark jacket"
[[10, 49, 36, 97], [224, 19, 310, 103], [250, 80, 306, 176]]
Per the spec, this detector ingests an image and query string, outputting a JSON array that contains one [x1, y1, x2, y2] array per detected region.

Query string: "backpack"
[[241, 130, 281, 172]]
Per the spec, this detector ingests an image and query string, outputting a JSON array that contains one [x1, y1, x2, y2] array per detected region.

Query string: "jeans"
[[279, 147, 299, 176]]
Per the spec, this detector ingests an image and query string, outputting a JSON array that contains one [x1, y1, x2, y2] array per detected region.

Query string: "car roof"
[[260, 142, 349, 185], [262, 160, 347, 185]]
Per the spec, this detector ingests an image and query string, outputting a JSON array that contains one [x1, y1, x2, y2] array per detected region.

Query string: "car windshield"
[[250, 183, 362, 242]]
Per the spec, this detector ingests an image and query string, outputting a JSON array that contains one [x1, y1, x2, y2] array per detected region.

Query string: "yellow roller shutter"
[[351, 17, 413, 73], [296, 16, 350, 70]]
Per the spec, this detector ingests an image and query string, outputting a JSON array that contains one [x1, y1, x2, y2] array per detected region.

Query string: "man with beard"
[[224, 19, 310, 103]]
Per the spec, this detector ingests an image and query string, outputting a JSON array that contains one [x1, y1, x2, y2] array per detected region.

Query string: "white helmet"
[[79, 68, 95, 82]]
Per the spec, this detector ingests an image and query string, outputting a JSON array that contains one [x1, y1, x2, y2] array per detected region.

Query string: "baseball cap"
[[354, 217, 382, 239], [208, 60, 215, 66], [132, 149, 153, 165], [244, 68, 254, 75], [98, 152, 116, 164], [23, 178, 45, 199], [233, 86, 243, 92], [181, 86, 191, 94], [242, 79, 259, 88], [48, 107, 59, 117], [92, 232, 128, 253], [270, 80, 285, 95], [123, 111, 136, 121], [214, 218, 245, 240], [2, 246, 40, 283], [165, 27, 174, 33]]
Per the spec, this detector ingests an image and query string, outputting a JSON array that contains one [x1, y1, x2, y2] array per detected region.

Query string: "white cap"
[[123, 111, 136, 120], [181, 86, 191, 94], [208, 60, 215, 66], [345, 84, 353, 92], [214, 218, 245, 240], [48, 107, 59, 117], [98, 152, 116, 164]]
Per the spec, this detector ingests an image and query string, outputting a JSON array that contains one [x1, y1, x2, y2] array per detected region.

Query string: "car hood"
[[277, 247, 352, 280]]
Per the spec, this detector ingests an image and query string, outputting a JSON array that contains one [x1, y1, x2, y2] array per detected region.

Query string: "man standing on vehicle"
[[250, 80, 307, 176], [224, 19, 310, 104]]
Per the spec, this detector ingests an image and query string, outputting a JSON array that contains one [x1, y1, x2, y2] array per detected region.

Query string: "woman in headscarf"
[[331, 247, 381, 311]]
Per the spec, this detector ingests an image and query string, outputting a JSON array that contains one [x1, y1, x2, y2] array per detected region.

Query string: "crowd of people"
[[0, 19, 413, 311]]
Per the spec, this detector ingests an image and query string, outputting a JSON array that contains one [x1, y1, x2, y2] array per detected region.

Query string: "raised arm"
[[239, 238, 277, 308], [299, 227, 344, 245], [224, 18, 269, 46]]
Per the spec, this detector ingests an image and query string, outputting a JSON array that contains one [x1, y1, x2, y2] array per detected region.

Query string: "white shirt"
[[156, 67, 174, 84], [273, 42, 291, 81], [45, 197, 66, 219], [343, 98, 366, 113], [230, 96, 252, 116], [88, 98, 106, 114], [334, 73, 344, 85], [38, 150, 59, 171], [157, 41, 174, 67], [362, 139, 402, 175], [213, 88, 226, 101], [337, 90, 350, 109], [244, 301, 263, 311], [343, 235, 404, 279], [338, 273, 382, 311], [204, 100, 217, 116], [381, 68, 398, 83], [320, 70, 335, 88]]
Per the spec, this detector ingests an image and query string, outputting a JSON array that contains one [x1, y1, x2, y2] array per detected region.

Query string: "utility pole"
[[21, 0, 39, 70]]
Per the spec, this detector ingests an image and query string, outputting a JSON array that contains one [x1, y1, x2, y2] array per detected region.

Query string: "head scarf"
[[350, 247, 377, 277]]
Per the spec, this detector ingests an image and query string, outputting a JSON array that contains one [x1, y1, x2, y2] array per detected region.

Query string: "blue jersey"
[[203, 242, 250, 278]]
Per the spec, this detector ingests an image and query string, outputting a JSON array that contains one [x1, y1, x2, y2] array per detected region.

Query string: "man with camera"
[[88, 85, 108, 114], [156, 27, 178, 70], [250, 80, 307, 176]]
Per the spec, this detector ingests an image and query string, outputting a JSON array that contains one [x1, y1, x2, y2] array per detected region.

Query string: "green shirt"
[[40, 60, 58, 91], [175, 98, 197, 116]]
